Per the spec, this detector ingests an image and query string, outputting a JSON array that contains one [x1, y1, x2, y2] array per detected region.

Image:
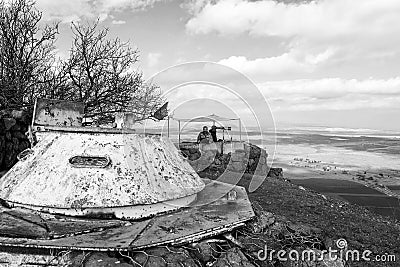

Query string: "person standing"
[[197, 126, 212, 143], [209, 125, 218, 142]]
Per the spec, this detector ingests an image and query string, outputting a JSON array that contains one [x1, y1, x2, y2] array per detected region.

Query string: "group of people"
[[197, 126, 219, 144]]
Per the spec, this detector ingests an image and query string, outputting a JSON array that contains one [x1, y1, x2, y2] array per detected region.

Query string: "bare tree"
[[0, 1, 163, 121], [0, 0, 59, 110], [65, 21, 163, 123]]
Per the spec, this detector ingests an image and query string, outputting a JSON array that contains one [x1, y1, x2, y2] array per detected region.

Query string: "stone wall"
[[0, 110, 31, 173]]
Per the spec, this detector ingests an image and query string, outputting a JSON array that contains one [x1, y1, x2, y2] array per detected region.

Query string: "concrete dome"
[[0, 129, 205, 210]]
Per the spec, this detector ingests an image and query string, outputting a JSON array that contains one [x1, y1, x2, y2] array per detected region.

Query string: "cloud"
[[185, 0, 400, 75], [112, 20, 127, 25], [218, 48, 335, 77], [258, 77, 400, 111], [185, 0, 400, 39], [36, 0, 163, 23]]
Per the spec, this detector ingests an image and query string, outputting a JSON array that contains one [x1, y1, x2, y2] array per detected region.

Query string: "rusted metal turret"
[[0, 99, 254, 265]]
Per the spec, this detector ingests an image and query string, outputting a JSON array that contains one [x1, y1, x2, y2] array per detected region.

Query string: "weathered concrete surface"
[[33, 98, 84, 128], [0, 132, 204, 209]]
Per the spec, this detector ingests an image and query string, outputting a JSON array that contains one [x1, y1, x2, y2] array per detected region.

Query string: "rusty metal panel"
[[131, 180, 254, 249], [22, 221, 150, 250], [0, 212, 49, 239], [0, 180, 254, 251], [0, 207, 128, 239], [9, 194, 197, 221], [32, 98, 84, 128]]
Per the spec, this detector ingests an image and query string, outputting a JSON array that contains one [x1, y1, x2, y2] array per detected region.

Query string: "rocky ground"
[[2, 171, 398, 266]]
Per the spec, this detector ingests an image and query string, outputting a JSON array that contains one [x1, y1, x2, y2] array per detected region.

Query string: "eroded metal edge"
[[0, 182, 255, 252]]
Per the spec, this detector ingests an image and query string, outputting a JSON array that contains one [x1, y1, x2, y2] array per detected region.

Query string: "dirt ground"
[[234, 173, 400, 267]]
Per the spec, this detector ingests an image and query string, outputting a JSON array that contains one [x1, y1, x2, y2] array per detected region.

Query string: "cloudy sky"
[[37, 0, 400, 131]]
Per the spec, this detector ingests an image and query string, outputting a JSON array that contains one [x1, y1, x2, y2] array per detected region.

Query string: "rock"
[[190, 240, 219, 263], [267, 168, 283, 178], [259, 212, 276, 229], [247, 211, 276, 234], [84, 252, 131, 267], [132, 250, 166, 267], [132, 247, 199, 267], [213, 248, 255, 267], [238, 233, 281, 261], [286, 222, 323, 236], [246, 144, 261, 159], [3, 118, 16, 131], [268, 221, 287, 237]]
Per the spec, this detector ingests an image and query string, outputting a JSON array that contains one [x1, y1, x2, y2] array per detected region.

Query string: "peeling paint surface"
[[0, 131, 204, 208], [0, 180, 254, 251], [33, 98, 84, 127]]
